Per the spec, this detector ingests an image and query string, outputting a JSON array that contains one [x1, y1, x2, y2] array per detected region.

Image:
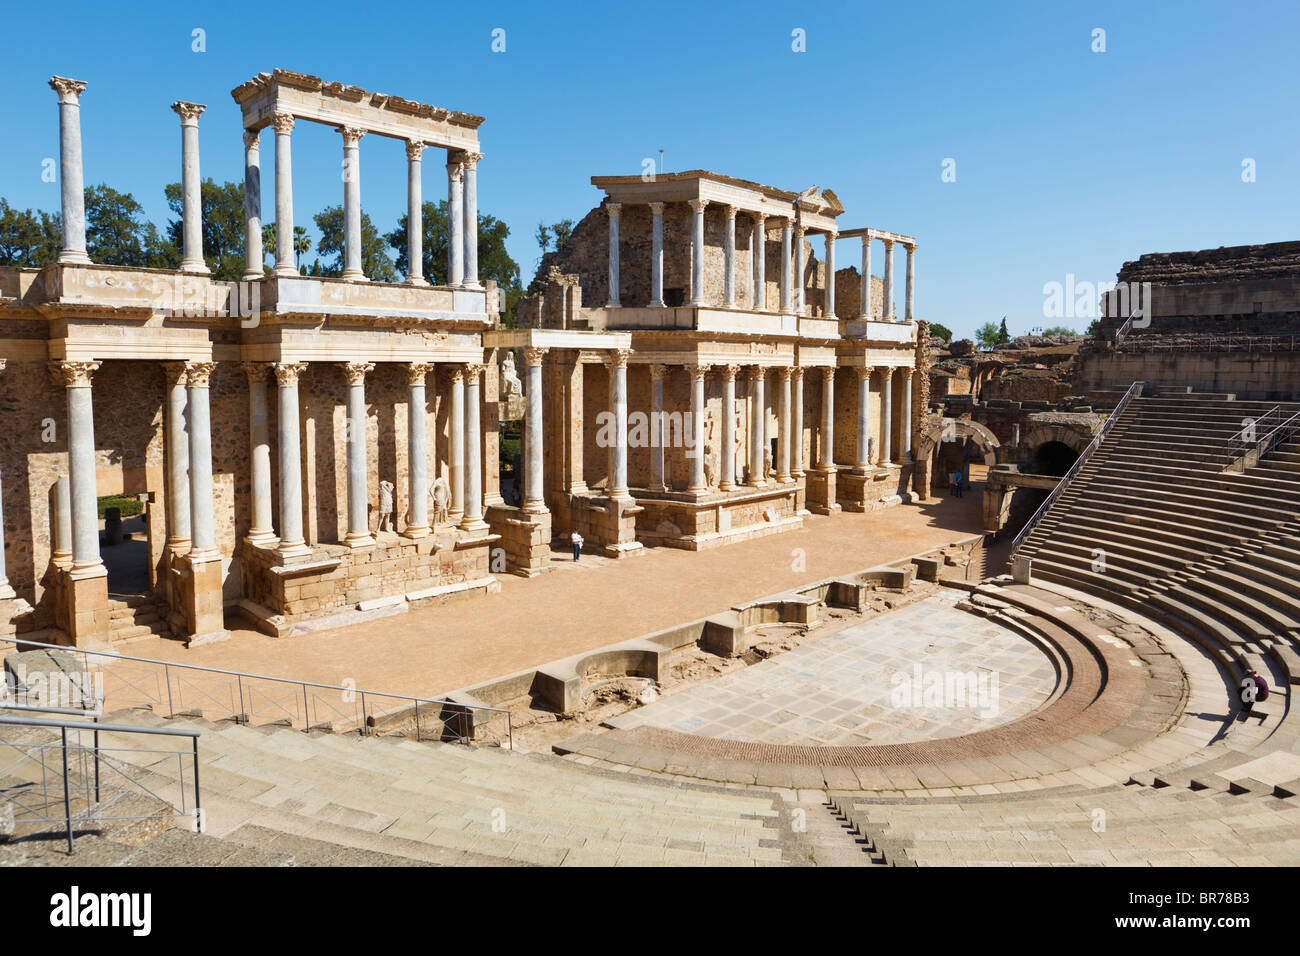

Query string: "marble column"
[[776, 367, 793, 482], [242, 130, 263, 281], [883, 239, 895, 320], [274, 363, 309, 558], [860, 235, 872, 319], [605, 201, 622, 307], [50, 77, 90, 265], [172, 101, 208, 274], [447, 156, 464, 288], [880, 367, 895, 466], [905, 244, 916, 322], [272, 112, 296, 277], [792, 367, 805, 477], [794, 224, 806, 316], [902, 369, 915, 461], [824, 232, 837, 319], [461, 364, 487, 530], [0, 470, 9, 598], [462, 152, 481, 290], [649, 364, 667, 491], [342, 362, 375, 546], [749, 367, 767, 487], [522, 348, 548, 513], [753, 215, 767, 310], [820, 367, 836, 469], [405, 141, 427, 285], [405, 362, 435, 536], [52, 476, 73, 569], [649, 203, 665, 307], [720, 364, 738, 491], [161, 362, 191, 554], [242, 363, 275, 545], [780, 219, 793, 314], [339, 127, 366, 281], [856, 366, 873, 473], [608, 350, 631, 498], [449, 366, 465, 522], [55, 361, 102, 572], [688, 365, 709, 494], [723, 206, 737, 307], [688, 199, 709, 306], [185, 362, 218, 558]]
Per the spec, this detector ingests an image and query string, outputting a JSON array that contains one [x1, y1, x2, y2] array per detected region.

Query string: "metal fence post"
[[60, 727, 73, 855], [165, 663, 174, 717]]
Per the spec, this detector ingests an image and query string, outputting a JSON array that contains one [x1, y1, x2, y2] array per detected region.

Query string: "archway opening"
[[98, 493, 151, 599], [1030, 440, 1078, 477]]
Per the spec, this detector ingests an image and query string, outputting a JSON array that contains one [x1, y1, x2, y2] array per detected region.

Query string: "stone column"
[[856, 366, 874, 473], [447, 155, 464, 288], [184, 362, 218, 558], [860, 235, 872, 319], [649, 364, 667, 491], [405, 362, 435, 536], [749, 367, 767, 487], [794, 224, 806, 316], [905, 244, 916, 322], [902, 369, 915, 461], [522, 348, 548, 513], [242, 130, 263, 281], [272, 112, 296, 276], [883, 239, 895, 320], [0, 469, 9, 599], [688, 199, 709, 306], [720, 364, 738, 491], [50, 77, 90, 265], [449, 366, 465, 522], [339, 127, 366, 282], [404, 141, 427, 285], [55, 361, 102, 572], [461, 364, 487, 530], [274, 363, 309, 558], [161, 362, 191, 554], [605, 201, 622, 307], [341, 362, 375, 546], [824, 232, 837, 319], [52, 476, 73, 569], [880, 367, 895, 466], [780, 219, 793, 314], [820, 367, 835, 468], [688, 365, 709, 494], [171, 101, 208, 274], [607, 350, 631, 498], [649, 202, 665, 307], [753, 214, 767, 310], [242, 363, 275, 546], [723, 206, 737, 307], [776, 367, 793, 481], [462, 152, 482, 290], [792, 367, 805, 476]]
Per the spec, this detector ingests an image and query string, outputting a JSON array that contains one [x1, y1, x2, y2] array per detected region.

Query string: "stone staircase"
[[107, 594, 173, 644]]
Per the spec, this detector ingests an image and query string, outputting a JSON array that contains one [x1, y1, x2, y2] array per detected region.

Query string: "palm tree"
[[261, 224, 313, 271]]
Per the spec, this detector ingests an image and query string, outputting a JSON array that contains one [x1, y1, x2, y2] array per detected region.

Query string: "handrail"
[[1112, 308, 1140, 347], [1199, 406, 1282, 468], [0, 713, 199, 737], [0, 634, 512, 749], [1009, 380, 1145, 557]]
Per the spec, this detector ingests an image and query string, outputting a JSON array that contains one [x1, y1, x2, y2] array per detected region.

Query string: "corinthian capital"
[[522, 346, 548, 367], [50, 360, 101, 388], [341, 361, 375, 385], [338, 126, 366, 147], [608, 349, 632, 369], [185, 361, 216, 388], [49, 76, 87, 103], [406, 361, 435, 385], [171, 101, 206, 124], [273, 362, 307, 387], [405, 140, 426, 162], [271, 111, 295, 134]]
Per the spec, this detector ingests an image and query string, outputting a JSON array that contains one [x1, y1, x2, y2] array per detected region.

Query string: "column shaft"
[[62, 362, 102, 571], [461, 366, 486, 529], [777, 368, 792, 481], [606, 202, 621, 307], [880, 368, 894, 465], [649, 203, 665, 307], [688, 366, 708, 493], [242, 130, 263, 280], [753, 217, 767, 310], [860, 236, 872, 318], [462, 153, 481, 289], [749, 369, 766, 487], [447, 157, 464, 287], [905, 245, 916, 322], [792, 368, 805, 476], [340, 128, 365, 281], [273, 113, 296, 276], [50, 77, 90, 265], [902, 371, 915, 460], [343, 363, 374, 545], [52, 476, 73, 567], [794, 226, 806, 315], [721, 366, 737, 490], [405, 142, 426, 285], [649, 366, 666, 491], [163, 363, 191, 552], [824, 233, 837, 318], [723, 207, 736, 306], [244, 364, 274, 544], [820, 368, 835, 469], [883, 240, 895, 320], [856, 368, 873, 473], [186, 363, 217, 557], [608, 353, 630, 497], [173, 102, 208, 273], [450, 368, 465, 520], [406, 363, 433, 536], [689, 200, 708, 306], [275, 364, 309, 557], [523, 349, 547, 512]]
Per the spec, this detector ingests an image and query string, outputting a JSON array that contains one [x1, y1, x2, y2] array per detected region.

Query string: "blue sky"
[[1, 0, 1296, 339]]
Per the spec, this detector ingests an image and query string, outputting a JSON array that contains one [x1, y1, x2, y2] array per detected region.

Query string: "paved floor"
[[122, 491, 985, 700], [608, 589, 1058, 746]]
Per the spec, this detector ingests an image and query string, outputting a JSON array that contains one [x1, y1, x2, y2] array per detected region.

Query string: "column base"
[[243, 271, 265, 282], [180, 260, 210, 274], [341, 271, 369, 283], [343, 532, 377, 549], [245, 530, 277, 548], [275, 267, 298, 278], [403, 524, 432, 539], [406, 276, 429, 287], [277, 540, 313, 561], [462, 280, 484, 291], [605, 301, 621, 309], [459, 518, 490, 533], [649, 300, 665, 309], [57, 250, 92, 265]]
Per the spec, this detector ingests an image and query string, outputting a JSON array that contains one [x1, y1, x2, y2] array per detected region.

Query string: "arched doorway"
[[914, 418, 1000, 499]]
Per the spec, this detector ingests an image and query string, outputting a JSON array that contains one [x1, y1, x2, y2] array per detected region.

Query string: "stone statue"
[[704, 442, 717, 489], [764, 445, 774, 478], [378, 481, 395, 533], [501, 352, 522, 397], [429, 476, 451, 526]]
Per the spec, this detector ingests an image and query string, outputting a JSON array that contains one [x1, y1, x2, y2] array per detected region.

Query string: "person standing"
[[570, 530, 584, 563]]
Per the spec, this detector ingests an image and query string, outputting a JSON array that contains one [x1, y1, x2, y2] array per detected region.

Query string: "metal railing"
[[0, 636, 512, 749], [1111, 308, 1141, 347], [1009, 380, 1145, 557], [0, 713, 199, 854], [1114, 332, 1300, 352], [1198, 406, 1283, 469]]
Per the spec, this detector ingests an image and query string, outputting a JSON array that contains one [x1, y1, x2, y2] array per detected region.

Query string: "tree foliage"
[[0, 199, 61, 267], [84, 184, 171, 268], [312, 205, 397, 282], [164, 178, 247, 280], [928, 321, 953, 342]]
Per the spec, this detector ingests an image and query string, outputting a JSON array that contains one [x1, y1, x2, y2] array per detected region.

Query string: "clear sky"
[[1, 0, 1296, 339]]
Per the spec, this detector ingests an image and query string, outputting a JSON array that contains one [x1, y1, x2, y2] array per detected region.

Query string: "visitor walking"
[[952, 470, 964, 498], [570, 530, 584, 563]]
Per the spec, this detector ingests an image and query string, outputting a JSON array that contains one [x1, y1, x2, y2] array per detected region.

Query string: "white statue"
[[378, 480, 395, 533], [501, 352, 523, 398], [429, 475, 451, 526]]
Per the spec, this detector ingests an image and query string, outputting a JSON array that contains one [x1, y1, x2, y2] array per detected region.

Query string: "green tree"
[[164, 178, 247, 280], [1086, 318, 1102, 338], [975, 321, 1003, 350], [262, 223, 312, 272], [1041, 325, 1077, 337], [385, 201, 522, 325], [549, 218, 574, 253], [312, 206, 396, 282], [0, 199, 61, 267], [997, 316, 1010, 343], [84, 184, 170, 268], [928, 322, 953, 342], [535, 222, 552, 257]]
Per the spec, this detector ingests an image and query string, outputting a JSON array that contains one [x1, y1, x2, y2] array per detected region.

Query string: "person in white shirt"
[[570, 531, 584, 562]]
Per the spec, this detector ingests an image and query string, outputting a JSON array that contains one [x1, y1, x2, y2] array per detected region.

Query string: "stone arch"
[[1021, 424, 1091, 457], [914, 417, 1000, 499]]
